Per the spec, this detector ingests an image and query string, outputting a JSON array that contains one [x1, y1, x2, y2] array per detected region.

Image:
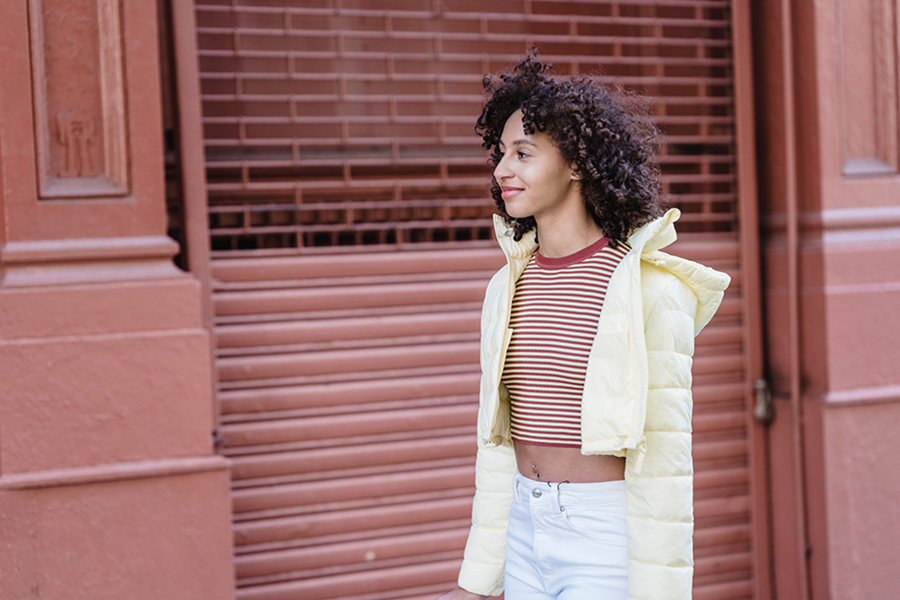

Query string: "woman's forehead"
[[500, 111, 551, 147]]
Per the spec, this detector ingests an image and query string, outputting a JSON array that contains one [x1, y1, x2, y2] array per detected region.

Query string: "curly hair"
[[476, 52, 662, 246]]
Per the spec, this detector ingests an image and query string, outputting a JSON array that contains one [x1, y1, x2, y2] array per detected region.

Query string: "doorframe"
[[161, 1, 777, 595], [731, 1, 774, 598], [167, 0, 219, 430]]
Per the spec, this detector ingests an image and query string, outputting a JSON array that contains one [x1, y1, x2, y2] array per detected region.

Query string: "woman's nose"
[[493, 154, 511, 181]]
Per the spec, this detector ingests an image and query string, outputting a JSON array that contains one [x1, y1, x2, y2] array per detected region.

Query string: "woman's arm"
[[436, 443, 515, 599], [441, 266, 517, 598], [625, 271, 699, 600], [455, 444, 517, 597]]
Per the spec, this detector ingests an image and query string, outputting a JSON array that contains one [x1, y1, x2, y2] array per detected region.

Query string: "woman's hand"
[[435, 587, 489, 600]]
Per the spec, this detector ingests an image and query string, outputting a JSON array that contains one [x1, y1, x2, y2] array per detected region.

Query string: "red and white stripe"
[[503, 237, 630, 447]]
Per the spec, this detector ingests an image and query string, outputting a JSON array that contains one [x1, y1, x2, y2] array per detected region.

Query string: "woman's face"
[[493, 109, 582, 223]]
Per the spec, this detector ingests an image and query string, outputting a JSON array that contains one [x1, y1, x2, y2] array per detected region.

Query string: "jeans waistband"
[[513, 470, 626, 507]]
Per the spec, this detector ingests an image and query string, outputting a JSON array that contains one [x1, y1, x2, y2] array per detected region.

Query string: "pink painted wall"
[[0, 1, 235, 598], [753, 0, 900, 598]]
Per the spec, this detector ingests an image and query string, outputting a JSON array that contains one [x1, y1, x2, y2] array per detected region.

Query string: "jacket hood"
[[629, 208, 731, 334], [492, 208, 731, 335]]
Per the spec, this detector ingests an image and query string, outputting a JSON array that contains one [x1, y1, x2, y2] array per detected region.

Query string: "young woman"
[[437, 55, 730, 600]]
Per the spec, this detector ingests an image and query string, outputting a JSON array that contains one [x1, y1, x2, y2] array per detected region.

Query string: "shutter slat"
[[220, 372, 481, 415], [234, 497, 475, 547], [215, 281, 489, 316], [217, 342, 480, 382], [212, 248, 505, 282], [231, 438, 475, 484], [216, 312, 480, 349], [235, 529, 468, 582], [221, 405, 477, 449]]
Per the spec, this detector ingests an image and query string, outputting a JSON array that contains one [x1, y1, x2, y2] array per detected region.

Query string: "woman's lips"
[[501, 188, 523, 200]]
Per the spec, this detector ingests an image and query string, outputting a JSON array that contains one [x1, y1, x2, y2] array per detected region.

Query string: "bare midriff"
[[515, 441, 625, 483]]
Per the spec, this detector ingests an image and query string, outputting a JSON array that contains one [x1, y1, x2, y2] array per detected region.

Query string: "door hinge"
[[753, 379, 775, 424]]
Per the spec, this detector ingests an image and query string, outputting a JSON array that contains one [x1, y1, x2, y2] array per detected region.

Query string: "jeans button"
[[532, 488, 542, 498]]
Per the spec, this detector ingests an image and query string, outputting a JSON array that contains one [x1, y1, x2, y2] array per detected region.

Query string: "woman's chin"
[[504, 205, 534, 220], [507, 213, 534, 221]]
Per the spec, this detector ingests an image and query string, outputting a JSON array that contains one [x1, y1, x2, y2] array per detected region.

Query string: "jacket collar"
[[492, 214, 538, 259], [492, 208, 680, 263]]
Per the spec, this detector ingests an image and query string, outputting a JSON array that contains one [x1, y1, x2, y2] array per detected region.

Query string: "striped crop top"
[[501, 236, 630, 448]]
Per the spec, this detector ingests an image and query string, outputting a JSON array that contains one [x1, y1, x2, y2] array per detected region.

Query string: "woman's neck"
[[534, 208, 605, 259]]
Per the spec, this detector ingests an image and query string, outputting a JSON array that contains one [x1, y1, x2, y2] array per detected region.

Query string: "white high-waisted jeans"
[[504, 471, 628, 600]]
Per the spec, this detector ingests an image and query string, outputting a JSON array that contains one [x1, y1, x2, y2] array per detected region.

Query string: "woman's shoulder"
[[639, 261, 698, 322], [639, 259, 682, 295]]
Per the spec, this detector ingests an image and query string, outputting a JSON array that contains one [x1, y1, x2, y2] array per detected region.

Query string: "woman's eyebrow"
[[498, 139, 537, 149]]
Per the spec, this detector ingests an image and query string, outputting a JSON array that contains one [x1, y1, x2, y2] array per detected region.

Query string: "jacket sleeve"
[[457, 443, 517, 596], [457, 265, 518, 596], [625, 271, 699, 600]]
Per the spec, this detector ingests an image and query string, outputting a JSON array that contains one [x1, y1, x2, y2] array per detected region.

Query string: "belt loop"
[[554, 480, 569, 510]]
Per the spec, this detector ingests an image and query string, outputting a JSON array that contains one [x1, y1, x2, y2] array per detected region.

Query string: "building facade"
[[0, 1, 897, 599]]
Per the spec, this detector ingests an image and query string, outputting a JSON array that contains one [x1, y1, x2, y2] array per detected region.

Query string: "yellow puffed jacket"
[[457, 208, 731, 599]]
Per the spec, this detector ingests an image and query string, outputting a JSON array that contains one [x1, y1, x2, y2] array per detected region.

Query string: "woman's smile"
[[500, 186, 524, 200]]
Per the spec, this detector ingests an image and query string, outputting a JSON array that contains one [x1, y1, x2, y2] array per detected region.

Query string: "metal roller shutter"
[[192, 1, 761, 598]]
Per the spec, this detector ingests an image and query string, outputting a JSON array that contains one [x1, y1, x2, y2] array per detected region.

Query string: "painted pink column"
[[0, 2, 235, 598], [753, 1, 900, 598]]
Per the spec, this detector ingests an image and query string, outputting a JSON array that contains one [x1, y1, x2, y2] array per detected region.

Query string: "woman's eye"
[[517, 151, 528, 159]]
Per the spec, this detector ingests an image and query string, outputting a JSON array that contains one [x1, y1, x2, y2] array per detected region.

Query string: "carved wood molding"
[[0, 455, 230, 491], [0, 235, 184, 287], [0, 235, 179, 264], [838, 0, 899, 176], [818, 384, 900, 406], [28, 0, 130, 199], [764, 205, 900, 233]]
